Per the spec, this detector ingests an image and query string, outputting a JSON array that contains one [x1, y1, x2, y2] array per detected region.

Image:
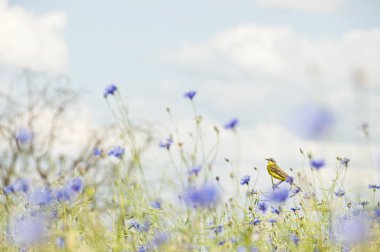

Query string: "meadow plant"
[[1, 75, 379, 251]]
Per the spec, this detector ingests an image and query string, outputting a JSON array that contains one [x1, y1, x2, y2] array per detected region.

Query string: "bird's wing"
[[269, 164, 289, 180]]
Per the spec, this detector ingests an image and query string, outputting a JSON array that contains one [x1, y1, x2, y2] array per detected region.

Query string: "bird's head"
[[265, 158, 276, 164]]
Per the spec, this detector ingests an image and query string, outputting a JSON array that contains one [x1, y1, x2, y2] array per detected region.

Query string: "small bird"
[[265, 158, 300, 190]]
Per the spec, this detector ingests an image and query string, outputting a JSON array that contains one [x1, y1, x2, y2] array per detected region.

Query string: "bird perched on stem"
[[265, 158, 301, 191]]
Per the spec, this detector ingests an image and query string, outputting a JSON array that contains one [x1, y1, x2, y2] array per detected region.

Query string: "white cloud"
[[0, 0, 67, 73], [256, 0, 348, 13], [163, 24, 380, 87]]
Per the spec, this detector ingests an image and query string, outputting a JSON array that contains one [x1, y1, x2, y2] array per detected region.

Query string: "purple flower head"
[[66, 178, 83, 194], [213, 225, 223, 234], [103, 84, 117, 98], [4, 179, 30, 194], [251, 219, 261, 225], [240, 175, 250, 186], [269, 189, 289, 203], [137, 246, 146, 252], [108, 146, 125, 159], [56, 178, 84, 203], [335, 218, 369, 245], [271, 206, 281, 215], [188, 165, 202, 176], [28, 187, 54, 206], [374, 209, 380, 218], [56, 189, 71, 203], [7, 214, 48, 248], [340, 157, 350, 167], [129, 220, 151, 232], [291, 103, 334, 139], [368, 184, 380, 190], [286, 176, 294, 184], [93, 147, 103, 156], [56, 236, 65, 249], [310, 159, 325, 170], [257, 201, 268, 213], [183, 183, 220, 208], [4, 185, 15, 194], [150, 200, 162, 209], [184, 90, 196, 100], [291, 188, 301, 196], [268, 218, 277, 224], [290, 234, 299, 245], [237, 247, 247, 252], [147, 232, 170, 249], [290, 207, 301, 213], [159, 137, 173, 150], [224, 118, 239, 130], [335, 189, 345, 197], [14, 179, 30, 193], [16, 128, 32, 145]]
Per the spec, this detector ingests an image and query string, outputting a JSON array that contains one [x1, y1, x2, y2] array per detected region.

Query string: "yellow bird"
[[265, 158, 300, 190]]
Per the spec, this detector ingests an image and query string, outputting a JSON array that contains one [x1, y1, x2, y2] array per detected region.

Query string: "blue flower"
[[290, 234, 299, 245], [137, 246, 146, 252], [147, 232, 169, 249], [286, 176, 294, 184], [237, 246, 247, 252], [93, 147, 103, 156], [150, 200, 162, 209], [250, 219, 261, 225], [340, 157, 350, 167], [240, 175, 250, 186], [290, 207, 301, 213], [368, 184, 380, 190], [213, 225, 223, 235], [4, 185, 15, 194], [269, 189, 289, 203], [310, 159, 325, 170], [56, 178, 84, 203], [16, 128, 32, 145], [268, 218, 277, 224], [66, 178, 83, 194], [159, 137, 173, 150], [56, 236, 65, 249], [188, 165, 202, 176], [359, 201, 369, 207], [335, 189, 345, 197], [257, 202, 268, 213], [290, 188, 301, 197], [291, 103, 334, 139], [7, 214, 48, 248], [108, 146, 125, 159], [28, 187, 54, 206], [224, 118, 239, 130], [374, 209, 380, 218], [103, 84, 117, 98], [335, 218, 369, 245], [183, 183, 220, 208], [271, 206, 280, 215], [129, 220, 151, 232], [55, 189, 71, 202], [184, 90, 196, 100], [3, 179, 30, 194]]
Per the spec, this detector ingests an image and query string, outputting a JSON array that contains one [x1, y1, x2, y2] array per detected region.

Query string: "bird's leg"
[[271, 177, 275, 190]]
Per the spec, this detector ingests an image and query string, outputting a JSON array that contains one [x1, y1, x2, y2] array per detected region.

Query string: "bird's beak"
[[265, 158, 270, 161]]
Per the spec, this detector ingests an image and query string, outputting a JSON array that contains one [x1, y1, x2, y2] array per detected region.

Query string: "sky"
[[1, 0, 380, 189]]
